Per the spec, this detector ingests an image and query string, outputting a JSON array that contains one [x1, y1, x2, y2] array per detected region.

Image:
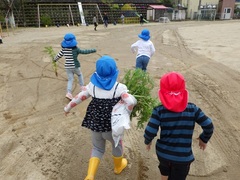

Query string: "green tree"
[[41, 14, 52, 27], [101, 0, 114, 5]]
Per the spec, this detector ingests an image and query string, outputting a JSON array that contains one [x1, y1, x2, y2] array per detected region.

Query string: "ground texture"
[[0, 20, 240, 180]]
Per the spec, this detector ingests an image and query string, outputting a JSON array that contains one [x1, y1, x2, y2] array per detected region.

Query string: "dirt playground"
[[0, 20, 240, 180]]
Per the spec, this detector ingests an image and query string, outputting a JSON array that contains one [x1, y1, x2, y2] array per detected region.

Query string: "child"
[[131, 29, 155, 71], [54, 33, 96, 100], [0, 35, 3, 44], [64, 55, 137, 180], [144, 72, 214, 180], [120, 14, 125, 24], [139, 14, 144, 25], [93, 15, 98, 31], [103, 12, 108, 28]]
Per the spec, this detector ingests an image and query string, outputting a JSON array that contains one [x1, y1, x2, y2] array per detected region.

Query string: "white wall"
[[182, 0, 219, 19]]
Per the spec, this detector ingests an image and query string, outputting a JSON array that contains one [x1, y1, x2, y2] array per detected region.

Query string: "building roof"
[[148, 5, 168, 9]]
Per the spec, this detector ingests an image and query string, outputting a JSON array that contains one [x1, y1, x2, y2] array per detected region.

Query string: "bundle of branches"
[[44, 46, 58, 77], [121, 69, 160, 129]]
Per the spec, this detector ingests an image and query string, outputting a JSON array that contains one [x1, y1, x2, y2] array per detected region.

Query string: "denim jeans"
[[136, 55, 150, 71], [66, 68, 84, 93]]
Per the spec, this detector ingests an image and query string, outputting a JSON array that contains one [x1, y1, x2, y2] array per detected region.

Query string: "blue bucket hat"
[[90, 55, 119, 90], [61, 33, 77, 48], [138, 29, 150, 41]]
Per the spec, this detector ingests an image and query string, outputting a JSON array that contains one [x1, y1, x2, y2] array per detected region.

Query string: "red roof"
[[149, 5, 168, 9]]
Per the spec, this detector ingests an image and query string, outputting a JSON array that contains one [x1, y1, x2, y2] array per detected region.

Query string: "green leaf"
[[44, 46, 58, 77], [121, 69, 160, 129]]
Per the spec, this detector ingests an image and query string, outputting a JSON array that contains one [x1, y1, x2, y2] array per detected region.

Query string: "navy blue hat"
[[90, 56, 119, 90], [138, 29, 150, 41], [61, 33, 77, 48]]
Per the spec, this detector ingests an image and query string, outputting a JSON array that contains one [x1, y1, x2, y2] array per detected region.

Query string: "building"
[[181, 0, 219, 20], [217, 0, 235, 19]]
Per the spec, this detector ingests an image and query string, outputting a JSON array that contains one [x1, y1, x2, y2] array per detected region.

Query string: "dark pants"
[[104, 20, 108, 27], [158, 159, 191, 180], [94, 22, 98, 30]]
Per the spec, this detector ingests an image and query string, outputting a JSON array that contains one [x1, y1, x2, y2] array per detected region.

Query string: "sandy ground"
[[1, 20, 240, 180]]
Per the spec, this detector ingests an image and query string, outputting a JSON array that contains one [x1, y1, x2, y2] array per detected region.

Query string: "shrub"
[[121, 69, 160, 129], [41, 14, 52, 27]]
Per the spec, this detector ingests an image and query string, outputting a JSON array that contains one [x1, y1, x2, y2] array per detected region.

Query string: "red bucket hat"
[[158, 72, 188, 112]]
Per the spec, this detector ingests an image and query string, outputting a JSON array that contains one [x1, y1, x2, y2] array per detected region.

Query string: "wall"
[[182, 0, 219, 19], [219, 0, 235, 19]]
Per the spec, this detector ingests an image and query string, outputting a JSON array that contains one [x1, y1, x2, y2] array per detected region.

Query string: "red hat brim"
[[159, 89, 188, 112]]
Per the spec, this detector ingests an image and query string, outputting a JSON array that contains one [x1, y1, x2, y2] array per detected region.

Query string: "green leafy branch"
[[121, 69, 160, 129], [44, 46, 58, 77]]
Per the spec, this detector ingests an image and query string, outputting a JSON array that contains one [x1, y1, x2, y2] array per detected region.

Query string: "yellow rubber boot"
[[84, 157, 100, 180], [113, 156, 127, 174]]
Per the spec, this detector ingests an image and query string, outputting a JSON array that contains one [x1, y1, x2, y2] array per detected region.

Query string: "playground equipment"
[[32, 2, 148, 27], [37, 3, 103, 27]]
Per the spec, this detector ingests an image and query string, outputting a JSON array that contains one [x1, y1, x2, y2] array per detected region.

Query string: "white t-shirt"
[[64, 82, 136, 113], [131, 39, 155, 58], [86, 82, 128, 98]]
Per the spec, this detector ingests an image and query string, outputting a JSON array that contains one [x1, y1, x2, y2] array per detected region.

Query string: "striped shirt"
[[54, 47, 96, 69], [144, 103, 214, 163]]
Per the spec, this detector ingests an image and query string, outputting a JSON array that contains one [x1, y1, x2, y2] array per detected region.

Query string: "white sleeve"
[[150, 42, 155, 57], [115, 83, 137, 111], [64, 90, 90, 112], [131, 41, 138, 53], [115, 83, 128, 97]]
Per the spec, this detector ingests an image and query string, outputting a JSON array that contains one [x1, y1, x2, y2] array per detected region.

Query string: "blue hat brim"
[[61, 39, 77, 48], [90, 70, 119, 90], [138, 34, 150, 41]]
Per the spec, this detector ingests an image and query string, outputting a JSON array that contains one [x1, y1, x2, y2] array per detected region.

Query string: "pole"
[[38, 4, 40, 28], [77, 2, 86, 25], [198, 0, 202, 10], [198, 0, 202, 21], [69, 5, 74, 26]]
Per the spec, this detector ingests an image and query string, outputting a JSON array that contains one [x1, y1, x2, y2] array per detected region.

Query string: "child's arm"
[[77, 47, 96, 54], [130, 42, 138, 54], [54, 50, 64, 61], [64, 90, 90, 115], [144, 107, 160, 146], [196, 107, 214, 149], [121, 92, 137, 112], [150, 42, 155, 57]]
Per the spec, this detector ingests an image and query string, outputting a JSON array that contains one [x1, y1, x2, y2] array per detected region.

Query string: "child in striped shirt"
[[54, 33, 96, 100], [144, 72, 214, 180]]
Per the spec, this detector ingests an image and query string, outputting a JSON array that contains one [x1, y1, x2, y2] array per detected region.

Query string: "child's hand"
[[64, 111, 70, 116], [146, 142, 152, 151], [197, 138, 207, 150]]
